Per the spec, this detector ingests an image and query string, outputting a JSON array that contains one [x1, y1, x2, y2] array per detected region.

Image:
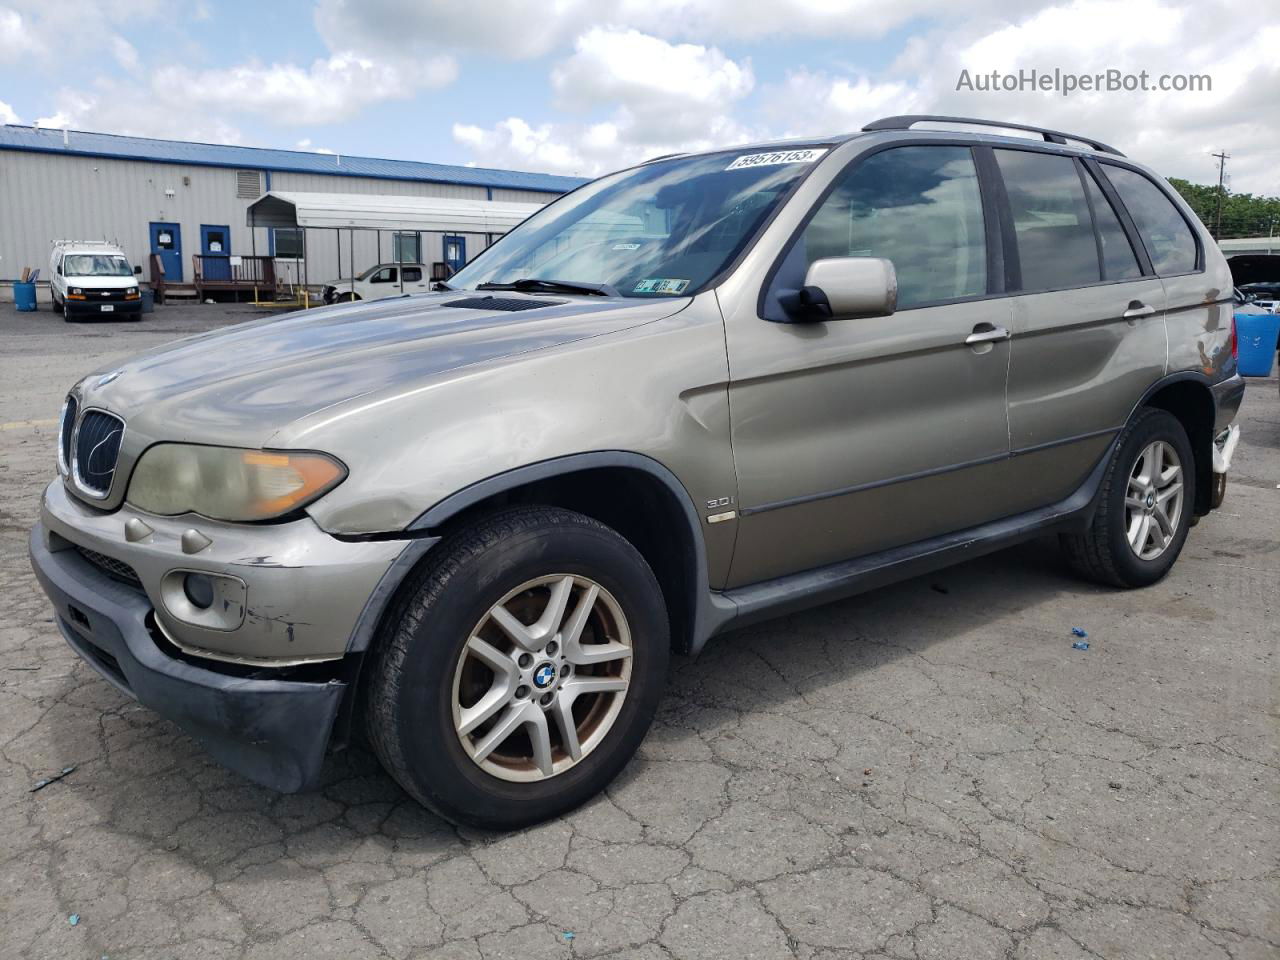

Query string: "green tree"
[[1168, 177, 1280, 239]]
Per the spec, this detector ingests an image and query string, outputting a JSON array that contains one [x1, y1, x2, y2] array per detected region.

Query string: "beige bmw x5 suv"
[[31, 116, 1244, 828]]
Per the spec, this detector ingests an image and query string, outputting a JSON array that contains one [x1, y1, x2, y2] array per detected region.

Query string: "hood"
[[1227, 254, 1280, 288], [65, 274, 137, 288], [76, 291, 686, 450]]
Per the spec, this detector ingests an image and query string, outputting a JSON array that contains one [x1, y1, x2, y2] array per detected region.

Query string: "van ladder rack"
[[861, 116, 1125, 157]]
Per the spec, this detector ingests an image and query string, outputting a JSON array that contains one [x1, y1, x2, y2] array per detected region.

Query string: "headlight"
[[70, 287, 83, 295], [125, 286, 139, 298], [127, 444, 346, 521]]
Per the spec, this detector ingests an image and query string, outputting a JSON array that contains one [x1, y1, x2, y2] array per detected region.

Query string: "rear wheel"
[[366, 506, 669, 829], [1061, 408, 1195, 588]]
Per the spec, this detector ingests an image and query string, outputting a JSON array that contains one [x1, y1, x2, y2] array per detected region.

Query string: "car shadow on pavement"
[[47, 536, 1091, 850]]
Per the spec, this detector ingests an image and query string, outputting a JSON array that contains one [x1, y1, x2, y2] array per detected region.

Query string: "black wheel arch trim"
[[405, 451, 732, 655], [1130, 370, 1239, 516]]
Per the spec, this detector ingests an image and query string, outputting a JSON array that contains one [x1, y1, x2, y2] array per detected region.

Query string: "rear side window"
[[402, 267, 423, 282], [795, 145, 987, 308], [1081, 169, 1142, 281], [1101, 165, 1198, 275], [994, 150, 1100, 292]]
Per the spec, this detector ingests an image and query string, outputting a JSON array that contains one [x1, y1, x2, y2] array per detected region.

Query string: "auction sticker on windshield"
[[725, 148, 828, 170], [634, 278, 690, 295]]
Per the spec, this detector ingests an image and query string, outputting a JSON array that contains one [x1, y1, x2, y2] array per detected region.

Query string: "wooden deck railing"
[[192, 255, 277, 294]]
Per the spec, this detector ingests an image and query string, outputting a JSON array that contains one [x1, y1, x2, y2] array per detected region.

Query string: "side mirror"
[[779, 257, 897, 322], [133, 265, 142, 276]]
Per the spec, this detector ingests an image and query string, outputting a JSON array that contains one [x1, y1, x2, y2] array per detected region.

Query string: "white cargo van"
[[49, 241, 143, 321]]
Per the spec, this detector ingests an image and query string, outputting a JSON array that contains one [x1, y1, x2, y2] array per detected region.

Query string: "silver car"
[[30, 116, 1244, 829]]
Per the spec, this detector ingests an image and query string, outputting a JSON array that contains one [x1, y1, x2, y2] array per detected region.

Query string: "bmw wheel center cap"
[[533, 663, 557, 689]]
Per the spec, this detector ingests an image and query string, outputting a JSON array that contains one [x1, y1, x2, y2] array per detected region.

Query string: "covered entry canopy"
[[245, 191, 545, 234]]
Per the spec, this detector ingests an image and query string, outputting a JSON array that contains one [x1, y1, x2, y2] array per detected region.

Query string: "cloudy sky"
[[0, 0, 1275, 192]]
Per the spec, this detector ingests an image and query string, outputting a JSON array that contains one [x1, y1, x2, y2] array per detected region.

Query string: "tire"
[[337, 291, 360, 303], [1061, 408, 1195, 588], [366, 506, 669, 829]]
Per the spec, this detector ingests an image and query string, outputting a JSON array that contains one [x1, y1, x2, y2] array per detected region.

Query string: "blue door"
[[443, 234, 466, 276], [149, 222, 183, 282], [200, 224, 231, 281]]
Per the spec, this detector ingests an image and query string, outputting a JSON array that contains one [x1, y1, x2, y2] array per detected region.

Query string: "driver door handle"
[[1123, 301, 1157, 319], [965, 323, 1011, 346]]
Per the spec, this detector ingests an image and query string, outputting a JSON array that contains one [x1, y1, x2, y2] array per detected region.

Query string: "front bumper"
[[30, 522, 345, 791], [64, 298, 142, 316], [39, 479, 409, 663], [30, 480, 438, 791]]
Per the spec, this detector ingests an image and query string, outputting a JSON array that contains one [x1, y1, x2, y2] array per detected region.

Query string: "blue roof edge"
[[0, 125, 587, 194]]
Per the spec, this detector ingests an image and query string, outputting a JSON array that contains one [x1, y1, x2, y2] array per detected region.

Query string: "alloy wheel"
[[1125, 440, 1184, 560], [451, 574, 633, 782]]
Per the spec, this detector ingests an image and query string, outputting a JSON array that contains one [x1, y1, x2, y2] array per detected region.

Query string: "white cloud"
[[2, 0, 456, 142], [314, 0, 1035, 59], [453, 29, 758, 176], [296, 138, 335, 154], [149, 52, 456, 125], [35, 88, 245, 145], [0, 98, 19, 124], [552, 28, 753, 142]]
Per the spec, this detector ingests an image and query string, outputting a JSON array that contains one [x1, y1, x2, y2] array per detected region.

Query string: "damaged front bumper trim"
[[30, 522, 349, 792]]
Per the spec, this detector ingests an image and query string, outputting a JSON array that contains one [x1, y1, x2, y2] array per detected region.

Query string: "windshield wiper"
[[476, 278, 620, 298]]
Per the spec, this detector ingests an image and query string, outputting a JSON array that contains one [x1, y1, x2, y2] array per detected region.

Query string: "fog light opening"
[[183, 573, 215, 610]]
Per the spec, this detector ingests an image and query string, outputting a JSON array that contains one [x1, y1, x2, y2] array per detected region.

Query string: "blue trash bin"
[[1236, 311, 1280, 377], [13, 281, 36, 312]]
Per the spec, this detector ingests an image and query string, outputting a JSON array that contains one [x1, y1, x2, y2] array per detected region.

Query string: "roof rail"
[[861, 115, 1125, 157]]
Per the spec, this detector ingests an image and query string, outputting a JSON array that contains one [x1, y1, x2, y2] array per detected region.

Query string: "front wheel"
[[1061, 408, 1195, 588], [366, 506, 669, 829]]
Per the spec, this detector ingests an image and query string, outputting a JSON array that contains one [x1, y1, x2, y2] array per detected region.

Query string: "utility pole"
[[1211, 150, 1230, 240]]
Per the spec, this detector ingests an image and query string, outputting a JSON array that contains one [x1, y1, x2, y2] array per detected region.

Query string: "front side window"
[[995, 149, 1100, 292], [369, 267, 397, 284], [450, 147, 827, 298], [1101, 165, 1198, 275], [786, 145, 987, 310]]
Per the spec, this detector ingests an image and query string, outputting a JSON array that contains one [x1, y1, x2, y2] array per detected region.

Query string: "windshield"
[[449, 146, 830, 298], [63, 254, 133, 277]]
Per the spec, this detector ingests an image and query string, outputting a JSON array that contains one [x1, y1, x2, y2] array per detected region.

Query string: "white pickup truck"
[[322, 262, 431, 304]]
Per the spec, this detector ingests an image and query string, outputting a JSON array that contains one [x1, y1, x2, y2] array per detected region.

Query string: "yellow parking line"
[[0, 418, 58, 431]]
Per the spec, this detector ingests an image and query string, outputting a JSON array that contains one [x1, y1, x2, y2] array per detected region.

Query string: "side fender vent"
[[441, 296, 566, 312]]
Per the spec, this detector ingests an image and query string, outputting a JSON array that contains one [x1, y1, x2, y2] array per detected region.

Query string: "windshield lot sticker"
[[634, 278, 690, 295], [613, 242, 641, 250], [725, 148, 828, 170]]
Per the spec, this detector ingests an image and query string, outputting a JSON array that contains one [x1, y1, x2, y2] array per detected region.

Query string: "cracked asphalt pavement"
[[1, 303, 1276, 959]]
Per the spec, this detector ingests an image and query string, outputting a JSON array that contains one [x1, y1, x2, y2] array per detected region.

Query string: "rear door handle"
[[965, 323, 1011, 346], [1123, 301, 1157, 319]]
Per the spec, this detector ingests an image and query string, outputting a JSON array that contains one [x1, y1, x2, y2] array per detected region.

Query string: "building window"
[[273, 228, 304, 259], [392, 231, 420, 263]]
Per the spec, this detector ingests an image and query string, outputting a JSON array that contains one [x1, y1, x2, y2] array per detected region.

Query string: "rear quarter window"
[[1101, 165, 1199, 275]]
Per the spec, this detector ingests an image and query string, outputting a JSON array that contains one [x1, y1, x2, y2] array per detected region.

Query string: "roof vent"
[[236, 170, 262, 199], [441, 296, 565, 312]]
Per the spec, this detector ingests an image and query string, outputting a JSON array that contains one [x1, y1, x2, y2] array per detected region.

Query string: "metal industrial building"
[[0, 125, 584, 297]]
